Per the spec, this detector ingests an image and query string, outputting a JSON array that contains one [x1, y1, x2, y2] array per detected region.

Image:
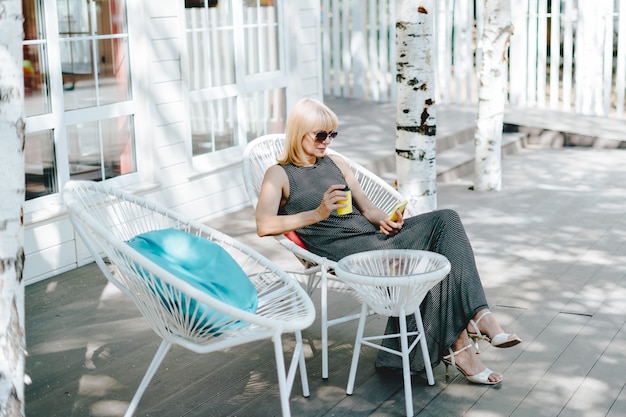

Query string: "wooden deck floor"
[[24, 101, 626, 416]]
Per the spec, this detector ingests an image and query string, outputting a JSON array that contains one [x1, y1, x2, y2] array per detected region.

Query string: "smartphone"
[[387, 200, 408, 221]]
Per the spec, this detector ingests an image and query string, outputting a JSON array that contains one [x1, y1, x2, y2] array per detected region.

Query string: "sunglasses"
[[312, 131, 338, 142]]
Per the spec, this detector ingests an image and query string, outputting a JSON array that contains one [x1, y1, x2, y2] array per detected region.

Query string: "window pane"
[[186, 2, 235, 89], [102, 116, 136, 178], [98, 37, 132, 104], [59, 0, 131, 109], [60, 38, 96, 108], [25, 130, 57, 200], [24, 44, 51, 116], [210, 24, 236, 86], [190, 97, 237, 156], [244, 0, 279, 74], [245, 88, 285, 141], [23, 0, 45, 41], [183, 0, 287, 159], [186, 30, 211, 89], [24, 0, 50, 116], [67, 115, 136, 181], [57, 0, 91, 34], [96, 0, 128, 35], [185, 0, 219, 9]]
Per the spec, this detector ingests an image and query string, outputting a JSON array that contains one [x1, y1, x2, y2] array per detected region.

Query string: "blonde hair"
[[278, 98, 339, 165]]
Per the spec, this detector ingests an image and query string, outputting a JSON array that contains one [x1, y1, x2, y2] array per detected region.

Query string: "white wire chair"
[[242, 134, 413, 379], [335, 249, 451, 417], [63, 180, 316, 417]]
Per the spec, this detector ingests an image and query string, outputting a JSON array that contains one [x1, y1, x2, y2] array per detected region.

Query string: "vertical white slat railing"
[[602, 4, 615, 115], [351, 1, 366, 99], [509, 0, 528, 107], [617, 0, 626, 116], [562, 0, 574, 113], [537, 0, 548, 109], [321, 0, 625, 120], [527, 0, 539, 107], [435, 0, 453, 105], [549, 0, 561, 110], [367, 0, 379, 101]]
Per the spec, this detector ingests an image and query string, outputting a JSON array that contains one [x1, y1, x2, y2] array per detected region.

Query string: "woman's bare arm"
[[330, 154, 404, 235], [255, 165, 345, 236]]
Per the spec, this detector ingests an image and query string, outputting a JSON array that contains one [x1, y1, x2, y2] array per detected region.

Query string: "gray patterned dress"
[[278, 156, 489, 372]]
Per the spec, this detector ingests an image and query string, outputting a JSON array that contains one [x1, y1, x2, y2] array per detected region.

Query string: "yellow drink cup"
[[336, 186, 353, 215]]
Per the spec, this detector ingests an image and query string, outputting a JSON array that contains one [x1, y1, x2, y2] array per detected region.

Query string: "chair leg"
[[295, 330, 310, 398], [398, 311, 414, 417], [304, 270, 320, 296], [346, 303, 368, 395], [273, 332, 300, 417], [124, 340, 172, 417], [414, 310, 435, 386], [320, 266, 329, 379]]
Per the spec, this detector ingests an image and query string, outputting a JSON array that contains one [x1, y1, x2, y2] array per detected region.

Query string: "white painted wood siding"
[[24, 0, 322, 285]]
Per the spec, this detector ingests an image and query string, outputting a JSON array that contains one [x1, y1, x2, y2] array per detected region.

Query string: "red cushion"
[[284, 230, 307, 249]]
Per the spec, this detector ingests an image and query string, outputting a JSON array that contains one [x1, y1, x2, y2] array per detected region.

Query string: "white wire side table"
[[335, 249, 451, 417]]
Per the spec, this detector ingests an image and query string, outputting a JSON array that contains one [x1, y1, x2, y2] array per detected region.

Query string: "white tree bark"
[[0, 0, 27, 415], [473, 0, 513, 192], [395, 0, 437, 213]]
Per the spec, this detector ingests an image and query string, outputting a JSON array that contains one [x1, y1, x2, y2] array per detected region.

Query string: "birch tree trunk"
[[473, 0, 513, 192], [0, 0, 27, 415], [395, 0, 437, 213]]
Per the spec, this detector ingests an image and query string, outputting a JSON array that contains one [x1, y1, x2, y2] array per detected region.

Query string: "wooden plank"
[[25, 264, 160, 416], [466, 311, 589, 417], [557, 275, 626, 416], [24, 141, 626, 417]]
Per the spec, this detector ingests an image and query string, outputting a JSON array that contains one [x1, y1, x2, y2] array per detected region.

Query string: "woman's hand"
[[317, 184, 350, 218], [378, 209, 404, 236]]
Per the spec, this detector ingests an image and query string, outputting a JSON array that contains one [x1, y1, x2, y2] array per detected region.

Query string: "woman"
[[255, 98, 521, 385]]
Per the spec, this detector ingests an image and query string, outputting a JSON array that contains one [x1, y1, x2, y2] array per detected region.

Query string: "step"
[[325, 97, 530, 186], [436, 131, 526, 182], [504, 106, 626, 148], [375, 131, 526, 185]]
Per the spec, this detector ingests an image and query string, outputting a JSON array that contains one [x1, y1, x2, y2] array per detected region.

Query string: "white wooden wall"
[[322, 0, 626, 119], [24, 0, 323, 285]]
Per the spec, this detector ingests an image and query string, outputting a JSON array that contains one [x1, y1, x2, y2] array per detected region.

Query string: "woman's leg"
[[376, 209, 490, 372], [467, 308, 522, 348], [445, 330, 503, 384]]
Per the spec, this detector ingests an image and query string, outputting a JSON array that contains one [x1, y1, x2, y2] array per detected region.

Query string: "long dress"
[[278, 156, 489, 372]]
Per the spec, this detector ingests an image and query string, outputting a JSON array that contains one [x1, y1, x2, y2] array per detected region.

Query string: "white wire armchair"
[[63, 180, 316, 417], [242, 134, 413, 379]]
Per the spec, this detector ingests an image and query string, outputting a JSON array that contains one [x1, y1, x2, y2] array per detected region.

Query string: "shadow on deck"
[[25, 98, 626, 417]]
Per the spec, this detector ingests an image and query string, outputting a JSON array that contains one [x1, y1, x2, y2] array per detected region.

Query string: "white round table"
[[335, 249, 451, 417]]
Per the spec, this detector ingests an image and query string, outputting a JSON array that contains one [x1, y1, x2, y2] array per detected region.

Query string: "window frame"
[[24, 0, 147, 221], [180, 0, 288, 175]]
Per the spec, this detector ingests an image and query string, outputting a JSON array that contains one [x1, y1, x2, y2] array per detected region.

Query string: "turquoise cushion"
[[127, 228, 258, 331]]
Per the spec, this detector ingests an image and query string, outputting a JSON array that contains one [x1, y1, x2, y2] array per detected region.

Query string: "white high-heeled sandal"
[[442, 344, 503, 385], [468, 310, 522, 352], [442, 344, 502, 385]]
